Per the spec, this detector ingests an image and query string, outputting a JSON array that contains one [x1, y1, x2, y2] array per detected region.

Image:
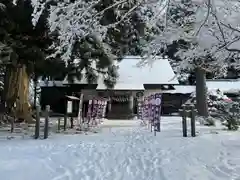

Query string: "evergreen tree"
[[0, 0, 53, 121], [32, 0, 148, 88]]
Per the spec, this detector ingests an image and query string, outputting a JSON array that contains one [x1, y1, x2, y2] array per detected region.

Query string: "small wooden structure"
[[34, 105, 50, 139], [64, 95, 83, 131], [179, 104, 197, 137]]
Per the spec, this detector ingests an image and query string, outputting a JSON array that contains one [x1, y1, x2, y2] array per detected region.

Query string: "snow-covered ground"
[[1, 117, 240, 180]]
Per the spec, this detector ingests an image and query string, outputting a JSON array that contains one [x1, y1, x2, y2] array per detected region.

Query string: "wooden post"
[[63, 115, 67, 131], [70, 117, 74, 129], [43, 105, 50, 139], [10, 109, 15, 133], [156, 121, 160, 132], [34, 106, 40, 139], [10, 119, 14, 133], [83, 103, 86, 120], [182, 105, 187, 137], [159, 116, 161, 132], [78, 93, 84, 129], [11, 105, 16, 133], [150, 120, 153, 132], [190, 104, 196, 137], [57, 117, 61, 132]]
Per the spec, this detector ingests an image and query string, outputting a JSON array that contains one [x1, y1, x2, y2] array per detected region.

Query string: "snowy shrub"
[[218, 102, 240, 131], [196, 116, 216, 126], [196, 116, 205, 125], [188, 89, 232, 118], [204, 116, 216, 126], [188, 89, 236, 127], [207, 91, 240, 130]]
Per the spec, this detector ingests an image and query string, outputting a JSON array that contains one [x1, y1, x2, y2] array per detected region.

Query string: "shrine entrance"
[[96, 90, 144, 119]]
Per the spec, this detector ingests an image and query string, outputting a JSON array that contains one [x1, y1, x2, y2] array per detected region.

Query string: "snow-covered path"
[[1, 117, 240, 180]]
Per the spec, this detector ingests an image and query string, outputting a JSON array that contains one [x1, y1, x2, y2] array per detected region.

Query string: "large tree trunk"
[[4, 64, 31, 122], [195, 67, 209, 117]]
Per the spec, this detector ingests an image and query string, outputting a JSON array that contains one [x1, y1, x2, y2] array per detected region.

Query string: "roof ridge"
[[206, 79, 240, 82]]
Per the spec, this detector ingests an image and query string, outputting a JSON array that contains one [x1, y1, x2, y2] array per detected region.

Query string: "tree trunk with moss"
[[4, 64, 31, 122]]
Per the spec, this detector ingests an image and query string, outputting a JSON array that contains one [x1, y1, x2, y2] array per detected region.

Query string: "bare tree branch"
[[195, 0, 211, 35], [211, 12, 226, 44], [220, 23, 240, 34]]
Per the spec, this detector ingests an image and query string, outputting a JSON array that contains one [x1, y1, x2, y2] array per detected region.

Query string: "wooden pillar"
[[108, 99, 112, 112], [43, 105, 50, 139], [34, 106, 40, 139], [129, 94, 134, 112], [190, 104, 196, 137]]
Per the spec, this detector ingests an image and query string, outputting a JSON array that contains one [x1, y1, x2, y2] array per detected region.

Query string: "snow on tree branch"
[[31, 0, 167, 62], [30, 0, 240, 80], [140, 0, 240, 77]]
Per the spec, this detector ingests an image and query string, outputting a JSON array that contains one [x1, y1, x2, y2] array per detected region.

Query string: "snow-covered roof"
[[39, 81, 65, 87], [39, 78, 240, 94], [206, 80, 240, 93], [97, 56, 178, 90], [65, 95, 80, 100], [119, 56, 178, 84], [45, 56, 178, 90], [96, 83, 144, 90], [166, 80, 240, 94], [165, 85, 195, 94], [62, 75, 89, 85]]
